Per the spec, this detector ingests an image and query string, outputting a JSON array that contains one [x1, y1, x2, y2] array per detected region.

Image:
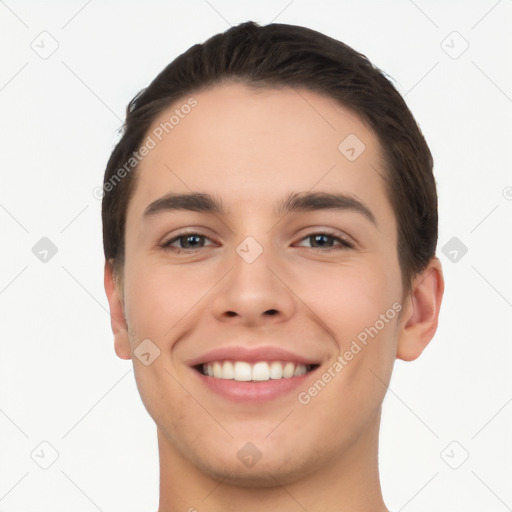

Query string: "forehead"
[[126, 82, 394, 229]]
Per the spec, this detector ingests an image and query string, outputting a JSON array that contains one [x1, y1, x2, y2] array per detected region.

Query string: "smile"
[[199, 361, 318, 381]]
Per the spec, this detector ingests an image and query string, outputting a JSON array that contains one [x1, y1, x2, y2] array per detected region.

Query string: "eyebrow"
[[143, 191, 376, 225]]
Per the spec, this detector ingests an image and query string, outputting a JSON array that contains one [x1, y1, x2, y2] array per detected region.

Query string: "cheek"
[[121, 259, 203, 432], [122, 257, 211, 343], [295, 257, 402, 344], [291, 259, 401, 410]]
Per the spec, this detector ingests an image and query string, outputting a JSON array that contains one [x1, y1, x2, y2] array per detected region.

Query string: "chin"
[[188, 445, 316, 489]]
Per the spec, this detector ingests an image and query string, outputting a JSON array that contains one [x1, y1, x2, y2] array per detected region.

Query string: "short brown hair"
[[102, 21, 437, 288]]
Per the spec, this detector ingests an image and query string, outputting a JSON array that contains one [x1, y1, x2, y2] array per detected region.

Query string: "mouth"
[[187, 345, 322, 402], [194, 360, 320, 381]]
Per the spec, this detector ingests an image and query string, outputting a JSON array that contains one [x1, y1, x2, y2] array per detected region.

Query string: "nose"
[[211, 243, 296, 327]]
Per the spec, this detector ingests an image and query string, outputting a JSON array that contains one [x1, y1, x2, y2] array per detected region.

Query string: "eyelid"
[[293, 224, 355, 243], [160, 231, 218, 249], [160, 227, 355, 252], [293, 230, 354, 249]]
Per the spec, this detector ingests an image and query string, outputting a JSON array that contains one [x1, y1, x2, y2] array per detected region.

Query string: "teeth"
[[222, 360, 234, 379], [269, 361, 283, 379], [252, 362, 269, 381], [234, 361, 252, 381], [283, 362, 295, 378], [213, 362, 223, 378], [293, 365, 307, 376], [201, 361, 311, 381]]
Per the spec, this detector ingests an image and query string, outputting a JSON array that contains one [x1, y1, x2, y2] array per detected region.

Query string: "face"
[[112, 83, 409, 485]]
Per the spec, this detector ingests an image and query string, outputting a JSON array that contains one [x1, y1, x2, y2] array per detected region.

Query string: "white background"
[[0, 1, 511, 511]]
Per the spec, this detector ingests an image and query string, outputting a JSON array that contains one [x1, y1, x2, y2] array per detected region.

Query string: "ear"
[[396, 257, 444, 361], [104, 260, 132, 360]]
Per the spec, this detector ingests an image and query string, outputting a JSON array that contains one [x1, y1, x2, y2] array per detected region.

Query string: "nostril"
[[264, 309, 278, 316]]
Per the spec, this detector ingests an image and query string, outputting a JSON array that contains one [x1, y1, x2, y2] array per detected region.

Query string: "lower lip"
[[192, 368, 318, 403]]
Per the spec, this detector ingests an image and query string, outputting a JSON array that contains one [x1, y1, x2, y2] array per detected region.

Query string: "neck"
[[156, 408, 388, 512]]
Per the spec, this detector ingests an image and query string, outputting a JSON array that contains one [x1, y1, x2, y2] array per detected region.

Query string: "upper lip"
[[186, 345, 321, 366]]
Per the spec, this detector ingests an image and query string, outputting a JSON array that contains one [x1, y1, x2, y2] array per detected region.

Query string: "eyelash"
[[160, 231, 354, 253]]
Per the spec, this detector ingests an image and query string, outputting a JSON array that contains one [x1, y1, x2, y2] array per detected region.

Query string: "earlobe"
[[104, 260, 132, 360], [396, 257, 444, 362]]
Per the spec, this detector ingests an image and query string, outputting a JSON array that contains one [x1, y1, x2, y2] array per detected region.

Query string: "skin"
[[104, 83, 444, 512]]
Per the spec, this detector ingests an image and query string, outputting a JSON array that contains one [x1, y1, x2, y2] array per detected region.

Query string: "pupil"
[[183, 235, 202, 248], [312, 234, 332, 247]]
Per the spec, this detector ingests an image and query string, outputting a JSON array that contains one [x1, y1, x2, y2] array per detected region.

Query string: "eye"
[[159, 230, 353, 254], [296, 232, 353, 250], [160, 233, 217, 252]]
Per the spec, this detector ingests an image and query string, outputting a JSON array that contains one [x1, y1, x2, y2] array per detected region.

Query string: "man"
[[102, 21, 443, 511]]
